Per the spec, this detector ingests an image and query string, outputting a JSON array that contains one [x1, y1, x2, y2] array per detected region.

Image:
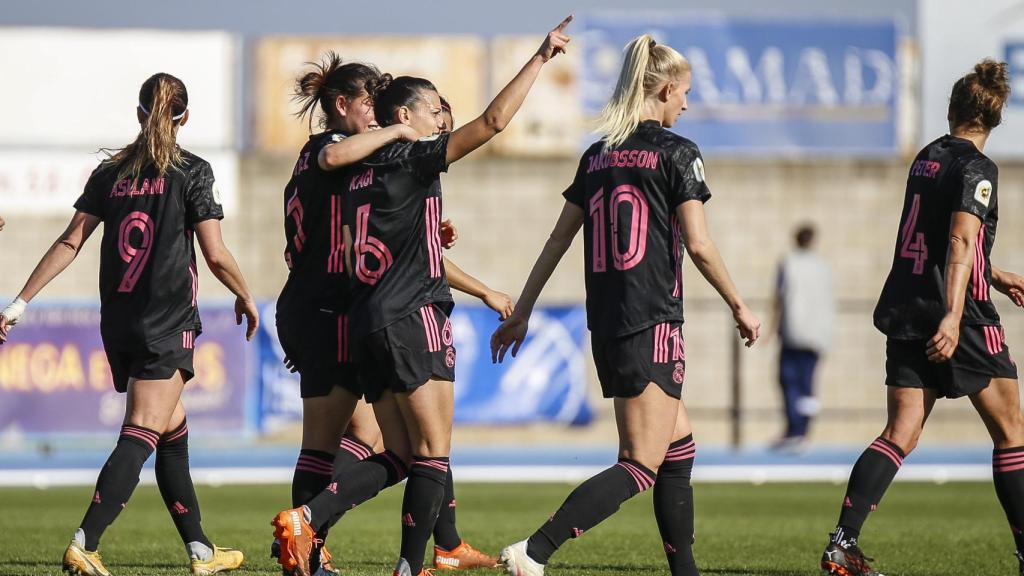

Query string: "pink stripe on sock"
[[995, 462, 1024, 473], [295, 460, 333, 474], [163, 425, 188, 443], [121, 429, 158, 449], [617, 461, 654, 491], [381, 451, 407, 481], [295, 464, 332, 476], [339, 438, 372, 460], [414, 459, 449, 473], [993, 453, 1024, 464], [868, 440, 903, 467]]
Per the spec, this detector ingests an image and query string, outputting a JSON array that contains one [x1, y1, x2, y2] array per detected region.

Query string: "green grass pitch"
[[0, 482, 1015, 575]]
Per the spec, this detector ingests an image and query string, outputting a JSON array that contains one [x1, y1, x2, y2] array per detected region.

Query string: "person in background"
[[771, 223, 834, 452]]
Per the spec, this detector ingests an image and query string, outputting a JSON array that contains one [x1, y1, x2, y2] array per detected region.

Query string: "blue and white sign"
[[580, 15, 901, 154], [257, 303, 593, 429]]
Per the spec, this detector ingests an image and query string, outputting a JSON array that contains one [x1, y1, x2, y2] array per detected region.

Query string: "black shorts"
[[592, 321, 686, 399], [886, 324, 1018, 399], [277, 309, 359, 399], [357, 304, 456, 403], [103, 329, 196, 393]]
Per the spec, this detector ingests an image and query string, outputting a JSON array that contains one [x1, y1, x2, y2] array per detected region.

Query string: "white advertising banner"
[[0, 150, 239, 216], [920, 0, 1024, 156], [0, 28, 236, 149]]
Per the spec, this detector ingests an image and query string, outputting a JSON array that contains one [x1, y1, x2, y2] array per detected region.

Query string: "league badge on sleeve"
[[693, 157, 706, 183], [975, 179, 992, 207], [212, 182, 222, 206]]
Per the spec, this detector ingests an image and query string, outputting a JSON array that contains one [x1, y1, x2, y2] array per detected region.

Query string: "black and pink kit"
[[563, 120, 710, 398], [342, 133, 455, 400], [874, 135, 1016, 397], [275, 130, 357, 398], [73, 151, 223, 391]]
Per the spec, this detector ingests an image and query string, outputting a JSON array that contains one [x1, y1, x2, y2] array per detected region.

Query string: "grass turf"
[[0, 481, 1015, 576]]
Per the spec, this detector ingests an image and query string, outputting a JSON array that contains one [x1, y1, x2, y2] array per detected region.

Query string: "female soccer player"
[[820, 61, 1024, 576], [490, 35, 760, 576], [271, 16, 572, 576], [275, 56, 511, 575], [0, 73, 257, 576]]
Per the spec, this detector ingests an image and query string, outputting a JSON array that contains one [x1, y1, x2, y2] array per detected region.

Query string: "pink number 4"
[[899, 193, 928, 275]]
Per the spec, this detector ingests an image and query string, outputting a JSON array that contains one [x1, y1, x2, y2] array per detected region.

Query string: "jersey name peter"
[[565, 120, 711, 338], [342, 133, 453, 336], [874, 135, 1000, 340], [74, 151, 223, 344]]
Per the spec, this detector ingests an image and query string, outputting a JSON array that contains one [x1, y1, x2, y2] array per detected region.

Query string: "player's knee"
[[880, 427, 919, 455], [619, 448, 662, 474]]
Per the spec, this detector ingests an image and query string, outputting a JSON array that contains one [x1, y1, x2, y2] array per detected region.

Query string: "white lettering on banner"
[[683, 46, 896, 109]]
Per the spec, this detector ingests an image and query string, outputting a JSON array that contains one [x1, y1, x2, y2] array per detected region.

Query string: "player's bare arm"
[[675, 199, 760, 346], [443, 256, 513, 320], [991, 265, 1024, 308], [491, 201, 583, 363], [318, 123, 418, 171], [928, 211, 981, 362], [446, 15, 572, 164], [194, 219, 259, 340], [0, 211, 100, 343]]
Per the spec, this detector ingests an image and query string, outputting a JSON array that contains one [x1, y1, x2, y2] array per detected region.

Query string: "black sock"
[[336, 434, 374, 471], [993, 446, 1024, 555], [527, 458, 656, 565], [655, 436, 698, 576], [307, 449, 407, 532], [292, 449, 334, 508], [835, 437, 905, 542], [432, 466, 461, 551], [155, 419, 211, 550], [79, 425, 158, 550], [400, 456, 449, 574]]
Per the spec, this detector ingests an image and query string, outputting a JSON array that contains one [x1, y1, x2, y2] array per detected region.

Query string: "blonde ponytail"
[[104, 73, 188, 181], [596, 34, 690, 149]]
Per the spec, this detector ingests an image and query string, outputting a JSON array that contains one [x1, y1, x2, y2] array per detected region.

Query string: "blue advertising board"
[[580, 15, 901, 154], [0, 304, 254, 435], [258, 303, 593, 429]]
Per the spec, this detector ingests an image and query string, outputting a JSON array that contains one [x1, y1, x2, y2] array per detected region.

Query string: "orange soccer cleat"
[[271, 507, 316, 576], [433, 541, 499, 570]]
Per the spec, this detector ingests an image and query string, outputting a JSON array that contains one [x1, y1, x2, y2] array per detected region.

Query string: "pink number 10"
[[588, 184, 649, 273], [117, 211, 154, 292]]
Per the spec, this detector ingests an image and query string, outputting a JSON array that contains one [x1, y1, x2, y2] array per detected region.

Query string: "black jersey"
[[342, 133, 453, 337], [73, 150, 223, 345], [874, 135, 1000, 340], [564, 120, 711, 338], [277, 131, 349, 316]]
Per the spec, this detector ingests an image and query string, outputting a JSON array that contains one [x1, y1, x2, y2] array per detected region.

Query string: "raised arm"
[[676, 200, 760, 346], [490, 201, 583, 362], [443, 256, 513, 320], [319, 124, 418, 171], [194, 219, 259, 341], [0, 211, 101, 342], [927, 212, 982, 361], [446, 15, 572, 164]]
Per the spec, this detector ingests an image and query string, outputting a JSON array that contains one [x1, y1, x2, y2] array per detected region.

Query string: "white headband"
[[138, 103, 187, 121]]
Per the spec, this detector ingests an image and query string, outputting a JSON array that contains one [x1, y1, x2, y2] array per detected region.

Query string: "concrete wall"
[[4, 152, 1023, 445]]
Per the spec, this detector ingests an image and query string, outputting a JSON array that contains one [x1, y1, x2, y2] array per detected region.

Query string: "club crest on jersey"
[[692, 157, 706, 183], [975, 180, 992, 207]]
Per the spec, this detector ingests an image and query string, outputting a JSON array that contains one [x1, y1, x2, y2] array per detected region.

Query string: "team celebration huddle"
[[3, 11, 1024, 576]]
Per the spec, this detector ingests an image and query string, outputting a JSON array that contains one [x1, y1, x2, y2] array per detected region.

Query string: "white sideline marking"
[[0, 464, 992, 488]]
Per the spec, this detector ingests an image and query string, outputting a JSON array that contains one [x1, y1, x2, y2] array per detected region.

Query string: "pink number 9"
[[117, 211, 154, 292]]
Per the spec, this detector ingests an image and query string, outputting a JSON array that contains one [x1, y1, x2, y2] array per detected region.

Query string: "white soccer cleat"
[[500, 540, 545, 576]]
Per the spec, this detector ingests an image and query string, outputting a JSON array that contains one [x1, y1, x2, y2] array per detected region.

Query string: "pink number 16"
[[117, 211, 154, 292]]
